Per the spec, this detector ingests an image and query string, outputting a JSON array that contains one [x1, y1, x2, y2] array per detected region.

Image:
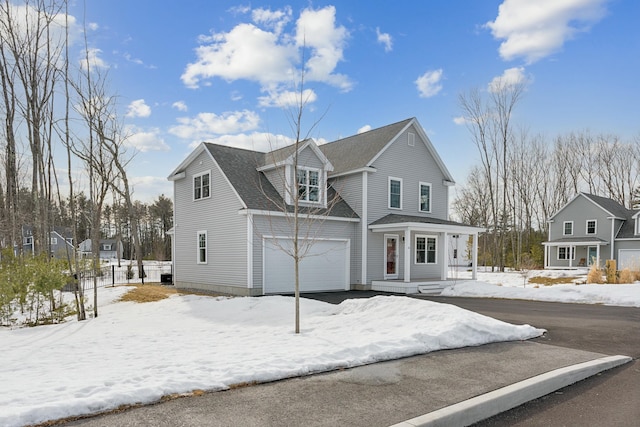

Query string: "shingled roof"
[[203, 143, 356, 218], [581, 193, 632, 219], [318, 118, 413, 175]]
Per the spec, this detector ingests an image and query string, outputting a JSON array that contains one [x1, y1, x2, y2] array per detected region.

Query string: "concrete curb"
[[391, 355, 632, 427]]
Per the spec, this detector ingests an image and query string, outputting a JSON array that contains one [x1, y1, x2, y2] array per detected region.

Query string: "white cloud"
[[195, 132, 295, 153], [124, 126, 169, 152], [169, 110, 261, 142], [296, 6, 351, 91], [258, 88, 317, 108], [486, 0, 609, 63], [181, 6, 351, 95], [129, 175, 173, 202], [88, 22, 99, 31], [488, 66, 530, 92], [252, 6, 292, 35], [453, 116, 469, 126], [126, 99, 151, 118], [80, 47, 108, 70], [172, 101, 188, 112], [415, 69, 444, 98], [376, 27, 392, 52], [357, 125, 372, 134]]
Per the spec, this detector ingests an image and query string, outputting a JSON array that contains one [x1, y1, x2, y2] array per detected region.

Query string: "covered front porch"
[[368, 214, 484, 293], [543, 237, 609, 269]]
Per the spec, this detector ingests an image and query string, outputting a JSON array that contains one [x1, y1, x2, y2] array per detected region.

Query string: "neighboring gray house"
[[543, 192, 640, 270], [78, 239, 124, 260], [168, 117, 483, 296], [22, 225, 75, 259]]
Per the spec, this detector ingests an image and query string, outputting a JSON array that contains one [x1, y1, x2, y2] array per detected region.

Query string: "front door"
[[587, 246, 598, 266], [385, 235, 399, 279]]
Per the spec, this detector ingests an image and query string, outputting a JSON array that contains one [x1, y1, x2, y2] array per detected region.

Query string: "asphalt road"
[[412, 295, 640, 427]]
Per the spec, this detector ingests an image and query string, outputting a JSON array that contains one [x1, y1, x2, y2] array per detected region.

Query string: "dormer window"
[[297, 167, 321, 203]]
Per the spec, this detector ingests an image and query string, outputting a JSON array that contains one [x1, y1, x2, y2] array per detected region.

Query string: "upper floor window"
[[586, 220, 597, 234], [194, 171, 211, 201], [389, 177, 403, 209], [297, 167, 321, 203], [102, 243, 112, 251], [563, 221, 573, 236], [197, 231, 208, 264], [419, 182, 432, 213], [415, 235, 437, 264], [50, 237, 58, 245]]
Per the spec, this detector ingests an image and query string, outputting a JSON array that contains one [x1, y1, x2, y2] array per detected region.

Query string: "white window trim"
[[636, 218, 640, 235], [557, 246, 576, 260], [197, 230, 208, 264], [193, 170, 211, 201], [408, 132, 415, 147], [296, 166, 324, 205], [418, 182, 432, 213], [563, 221, 574, 236], [415, 234, 438, 265], [103, 243, 112, 251], [586, 219, 597, 235], [388, 177, 403, 210], [50, 237, 58, 245]]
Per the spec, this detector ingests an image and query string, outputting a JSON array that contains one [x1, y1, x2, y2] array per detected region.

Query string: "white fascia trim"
[[239, 209, 360, 223], [542, 241, 607, 246], [369, 222, 485, 234], [329, 167, 376, 179], [614, 237, 640, 241], [168, 171, 186, 181]]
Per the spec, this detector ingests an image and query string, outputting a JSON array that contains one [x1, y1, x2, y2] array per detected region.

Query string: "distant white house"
[[78, 239, 124, 260], [448, 234, 472, 267]]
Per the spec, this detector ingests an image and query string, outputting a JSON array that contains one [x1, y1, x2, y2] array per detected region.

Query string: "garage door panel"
[[264, 238, 348, 294], [618, 250, 640, 270]]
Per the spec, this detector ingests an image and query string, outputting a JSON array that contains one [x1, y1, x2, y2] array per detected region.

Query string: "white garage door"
[[618, 249, 640, 270], [263, 238, 349, 294]]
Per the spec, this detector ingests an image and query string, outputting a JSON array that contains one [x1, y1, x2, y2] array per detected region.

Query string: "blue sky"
[[70, 0, 639, 201]]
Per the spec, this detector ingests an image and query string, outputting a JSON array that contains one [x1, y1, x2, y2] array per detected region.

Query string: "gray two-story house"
[[168, 118, 483, 296], [543, 192, 640, 270]]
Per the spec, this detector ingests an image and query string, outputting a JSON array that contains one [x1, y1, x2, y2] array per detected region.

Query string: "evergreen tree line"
[[453, 81, 640, 270]]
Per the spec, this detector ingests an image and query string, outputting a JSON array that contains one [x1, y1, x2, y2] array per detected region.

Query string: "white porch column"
[[596, 244, 601, 268], [472, 233, 478, 280], [569, 245, 574, 268], [404, 228, 411, 283], [441, 232, 449, 280], [544, 245, 548, 269]]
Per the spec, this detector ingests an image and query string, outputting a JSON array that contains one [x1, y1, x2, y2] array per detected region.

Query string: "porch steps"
[[417, 283, 447, 295], [370, 281, 448, 295]]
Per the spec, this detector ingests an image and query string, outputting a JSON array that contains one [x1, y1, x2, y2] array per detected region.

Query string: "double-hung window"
[[419, 182, 431, 213], [558, 246, 575, 260], [389, 177, 402, 209], [297, 167, 320, 203], [415, 235, 437, 264], [563, 221, 573, 236], [194, 171, 211, 201], [586, 220, 596, 234], [197, 231, 208, 264]]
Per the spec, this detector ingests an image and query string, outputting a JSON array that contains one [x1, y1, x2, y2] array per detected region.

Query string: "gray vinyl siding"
[[263, 167, 288, 201], [297, 146, 325, 169], [250, 214, 357, 292], [366, 124, 450, 283], [549, 196, 612, 243], [173, 150, 248, 292], [331, 174, 363, 284]]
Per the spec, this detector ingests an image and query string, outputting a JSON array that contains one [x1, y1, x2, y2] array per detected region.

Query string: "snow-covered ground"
[[1, 287, 543, 427], [444, 269, 640, 307], [2, 268, 638, 426]]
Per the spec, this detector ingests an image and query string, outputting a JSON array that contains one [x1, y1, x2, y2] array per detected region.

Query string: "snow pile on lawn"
[[0, 290, 543, 427]]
